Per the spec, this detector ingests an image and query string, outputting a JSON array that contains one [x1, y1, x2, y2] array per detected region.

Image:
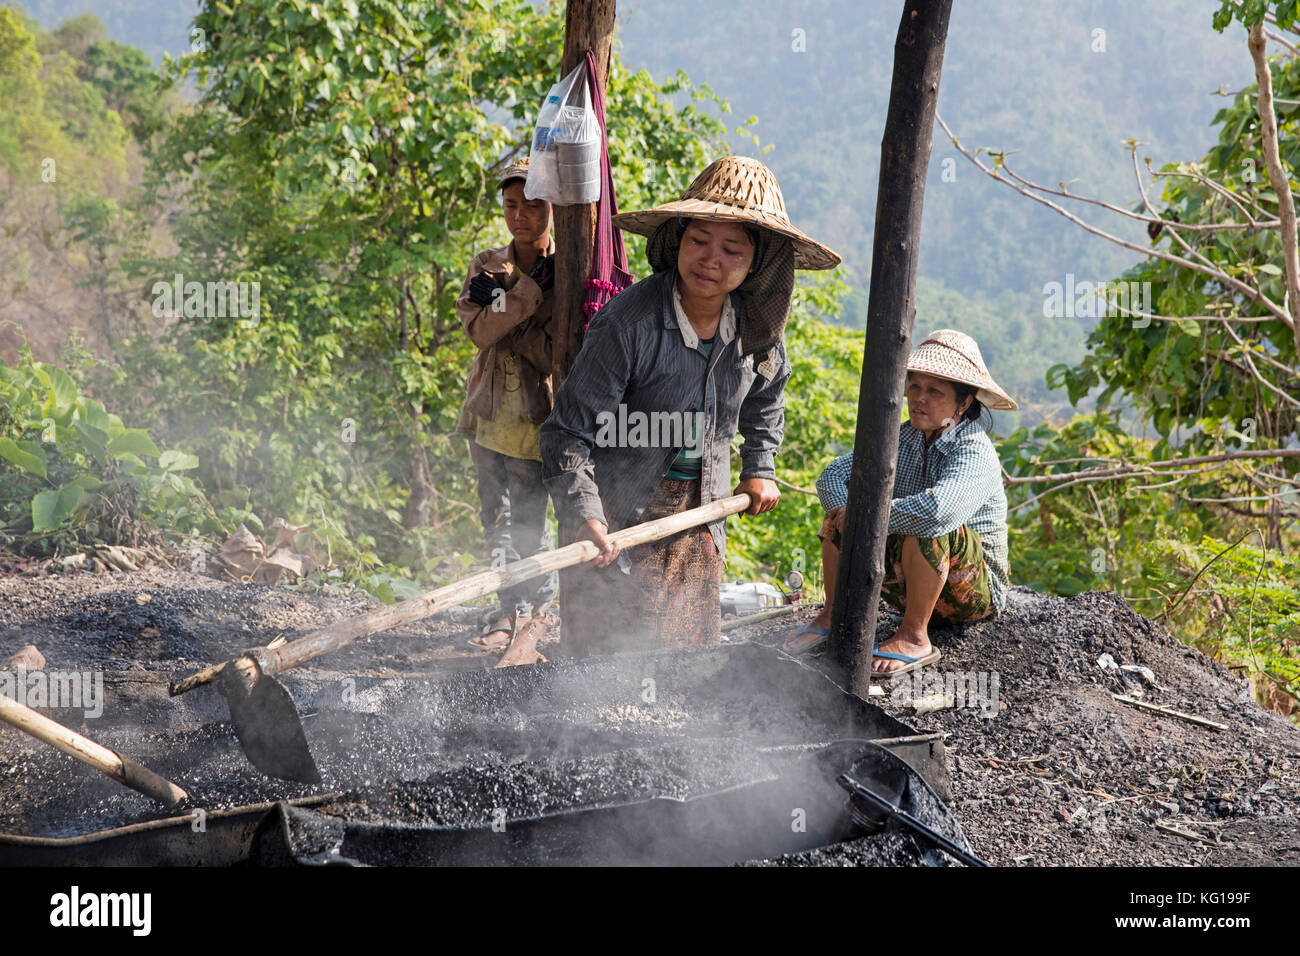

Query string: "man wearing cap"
[[783, 330, 1017, 676], [456, 160, 558, 646]]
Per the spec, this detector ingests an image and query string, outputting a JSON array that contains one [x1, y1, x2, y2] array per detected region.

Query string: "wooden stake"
[[1154, 821, 1217, 845], [830, 0, 954, 698], [553, 0, 618, 383]]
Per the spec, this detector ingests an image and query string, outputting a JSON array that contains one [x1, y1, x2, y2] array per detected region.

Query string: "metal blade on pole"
[[173, 494, 752, 782]]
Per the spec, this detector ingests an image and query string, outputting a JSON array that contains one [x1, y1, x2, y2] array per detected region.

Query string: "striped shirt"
[[815, 417, 1010, 612]]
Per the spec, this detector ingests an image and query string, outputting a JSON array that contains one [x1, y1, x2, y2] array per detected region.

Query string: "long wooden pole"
[[0, 693, 188, 807], [553, 0, 617, 383], [830, 0, 954, 697], [171, 494, 751, 695]]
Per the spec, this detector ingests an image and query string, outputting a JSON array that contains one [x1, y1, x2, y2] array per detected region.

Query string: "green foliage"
[[0, 349, 213, 550], [1064, 53, 1300, 457], [1144, 534, 1299, 715], [1215, 0, 1298, 32], [724, 269, 859, 582], [996, 412, 1209, 597]]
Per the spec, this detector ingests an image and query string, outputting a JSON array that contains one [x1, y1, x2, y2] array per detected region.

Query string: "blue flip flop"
[[870, 644, 941, 679], [782, 625, 830, 654]]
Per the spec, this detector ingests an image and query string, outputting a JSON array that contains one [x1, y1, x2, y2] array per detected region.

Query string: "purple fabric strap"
[[582, 49, 633, 328]]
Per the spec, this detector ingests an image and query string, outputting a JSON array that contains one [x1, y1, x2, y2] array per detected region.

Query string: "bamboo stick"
[[0, 692, 188, 807], [173, 494, 752, 694], [1111, 693, 1229, 732]]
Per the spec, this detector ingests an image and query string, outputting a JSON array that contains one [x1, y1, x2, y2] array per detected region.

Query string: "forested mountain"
[[3, 1, 1295, 717], [20, 0, 1255, 423], [622, 0, 1253, 298]]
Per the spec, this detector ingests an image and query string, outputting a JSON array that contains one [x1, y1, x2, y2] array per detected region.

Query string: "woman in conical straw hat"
[[785, 330, 1017, 677], [541, 155, 839, 656]]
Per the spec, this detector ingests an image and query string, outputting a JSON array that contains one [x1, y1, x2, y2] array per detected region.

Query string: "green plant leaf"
[[158, 449, 200, 471], [46, 366, 77, 414], [82, 399, 112, 432], [31, 484, 83, 532], [106, 429, 161, 459], [388, 577, 420, 600], [74, 421, 110, 457], [0, 437, 46, 478]]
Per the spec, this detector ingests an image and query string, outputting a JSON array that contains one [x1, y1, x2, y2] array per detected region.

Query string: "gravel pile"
[[737, 587, 1300, 866], [4, 568, 1294, 865]]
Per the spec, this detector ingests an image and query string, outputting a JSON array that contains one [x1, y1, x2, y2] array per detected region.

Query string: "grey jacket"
[[541, 270, 791, 555]]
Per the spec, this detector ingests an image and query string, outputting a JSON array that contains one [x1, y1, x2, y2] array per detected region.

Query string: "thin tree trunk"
[[399, 279, 409, 351], [405, 435, 434, 530], [553, 0, 617, 384], [830, 0, 954, 698], [1248, 23, 1300, 361]]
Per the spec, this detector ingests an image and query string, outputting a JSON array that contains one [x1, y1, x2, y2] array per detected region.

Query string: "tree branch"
[[1151, 165, 1275, 224], [935, 113, 1296, 330], [1007, 447, 1300, 484]]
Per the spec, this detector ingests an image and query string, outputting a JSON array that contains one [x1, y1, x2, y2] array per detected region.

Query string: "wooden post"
[[830, 0, 954, 698], [553, 0, 617, 384]]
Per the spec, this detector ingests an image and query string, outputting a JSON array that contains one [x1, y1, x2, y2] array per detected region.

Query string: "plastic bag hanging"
[[525, 64, 601, 206]]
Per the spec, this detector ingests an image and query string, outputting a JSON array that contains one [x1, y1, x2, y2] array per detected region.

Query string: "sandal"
[[468, 620, 514, 650], [782, 625, 830, 655], [870, 645, 941, 679]]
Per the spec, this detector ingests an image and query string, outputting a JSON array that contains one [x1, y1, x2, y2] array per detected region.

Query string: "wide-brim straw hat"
[[907, 329, 1018, 411], [613, 156, 841, 270]]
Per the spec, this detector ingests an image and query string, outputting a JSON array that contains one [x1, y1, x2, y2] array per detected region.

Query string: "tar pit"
[[1, 642, 973, 865]]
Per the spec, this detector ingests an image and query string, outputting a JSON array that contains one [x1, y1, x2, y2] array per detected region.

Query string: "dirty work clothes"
[[469, 441, 556, 613], [456, 238, 556, 439], [476, 352, 540, 462], [814, 417, 1009, 613], [541, 268, 790, 559], [882, 527, 994, 625], [558, 477, 723, 658]]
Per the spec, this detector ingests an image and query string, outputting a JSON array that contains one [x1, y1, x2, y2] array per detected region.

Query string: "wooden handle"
[[0, 692, 188, 807], [169, 661, 226, 697], [173, 493, 752, 692]]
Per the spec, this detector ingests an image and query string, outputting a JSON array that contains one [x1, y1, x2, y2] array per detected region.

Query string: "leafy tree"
[[1048, 10, 1300, 550], [934, 3, 1300, 717], [104, 0, 756, 584]]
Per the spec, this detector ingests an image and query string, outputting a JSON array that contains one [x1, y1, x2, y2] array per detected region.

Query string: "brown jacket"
[[456, 239, 556, 428]]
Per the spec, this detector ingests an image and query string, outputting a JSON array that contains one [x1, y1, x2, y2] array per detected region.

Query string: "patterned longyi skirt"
[[558, 477, 723, 657]]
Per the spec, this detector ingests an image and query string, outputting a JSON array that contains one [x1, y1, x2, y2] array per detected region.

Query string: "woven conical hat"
[[613, 156, 841, 270], [907, 330, 1018, 411]]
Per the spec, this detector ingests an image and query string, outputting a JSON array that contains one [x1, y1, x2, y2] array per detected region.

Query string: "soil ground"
[[1, 567, 1297, 866]]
